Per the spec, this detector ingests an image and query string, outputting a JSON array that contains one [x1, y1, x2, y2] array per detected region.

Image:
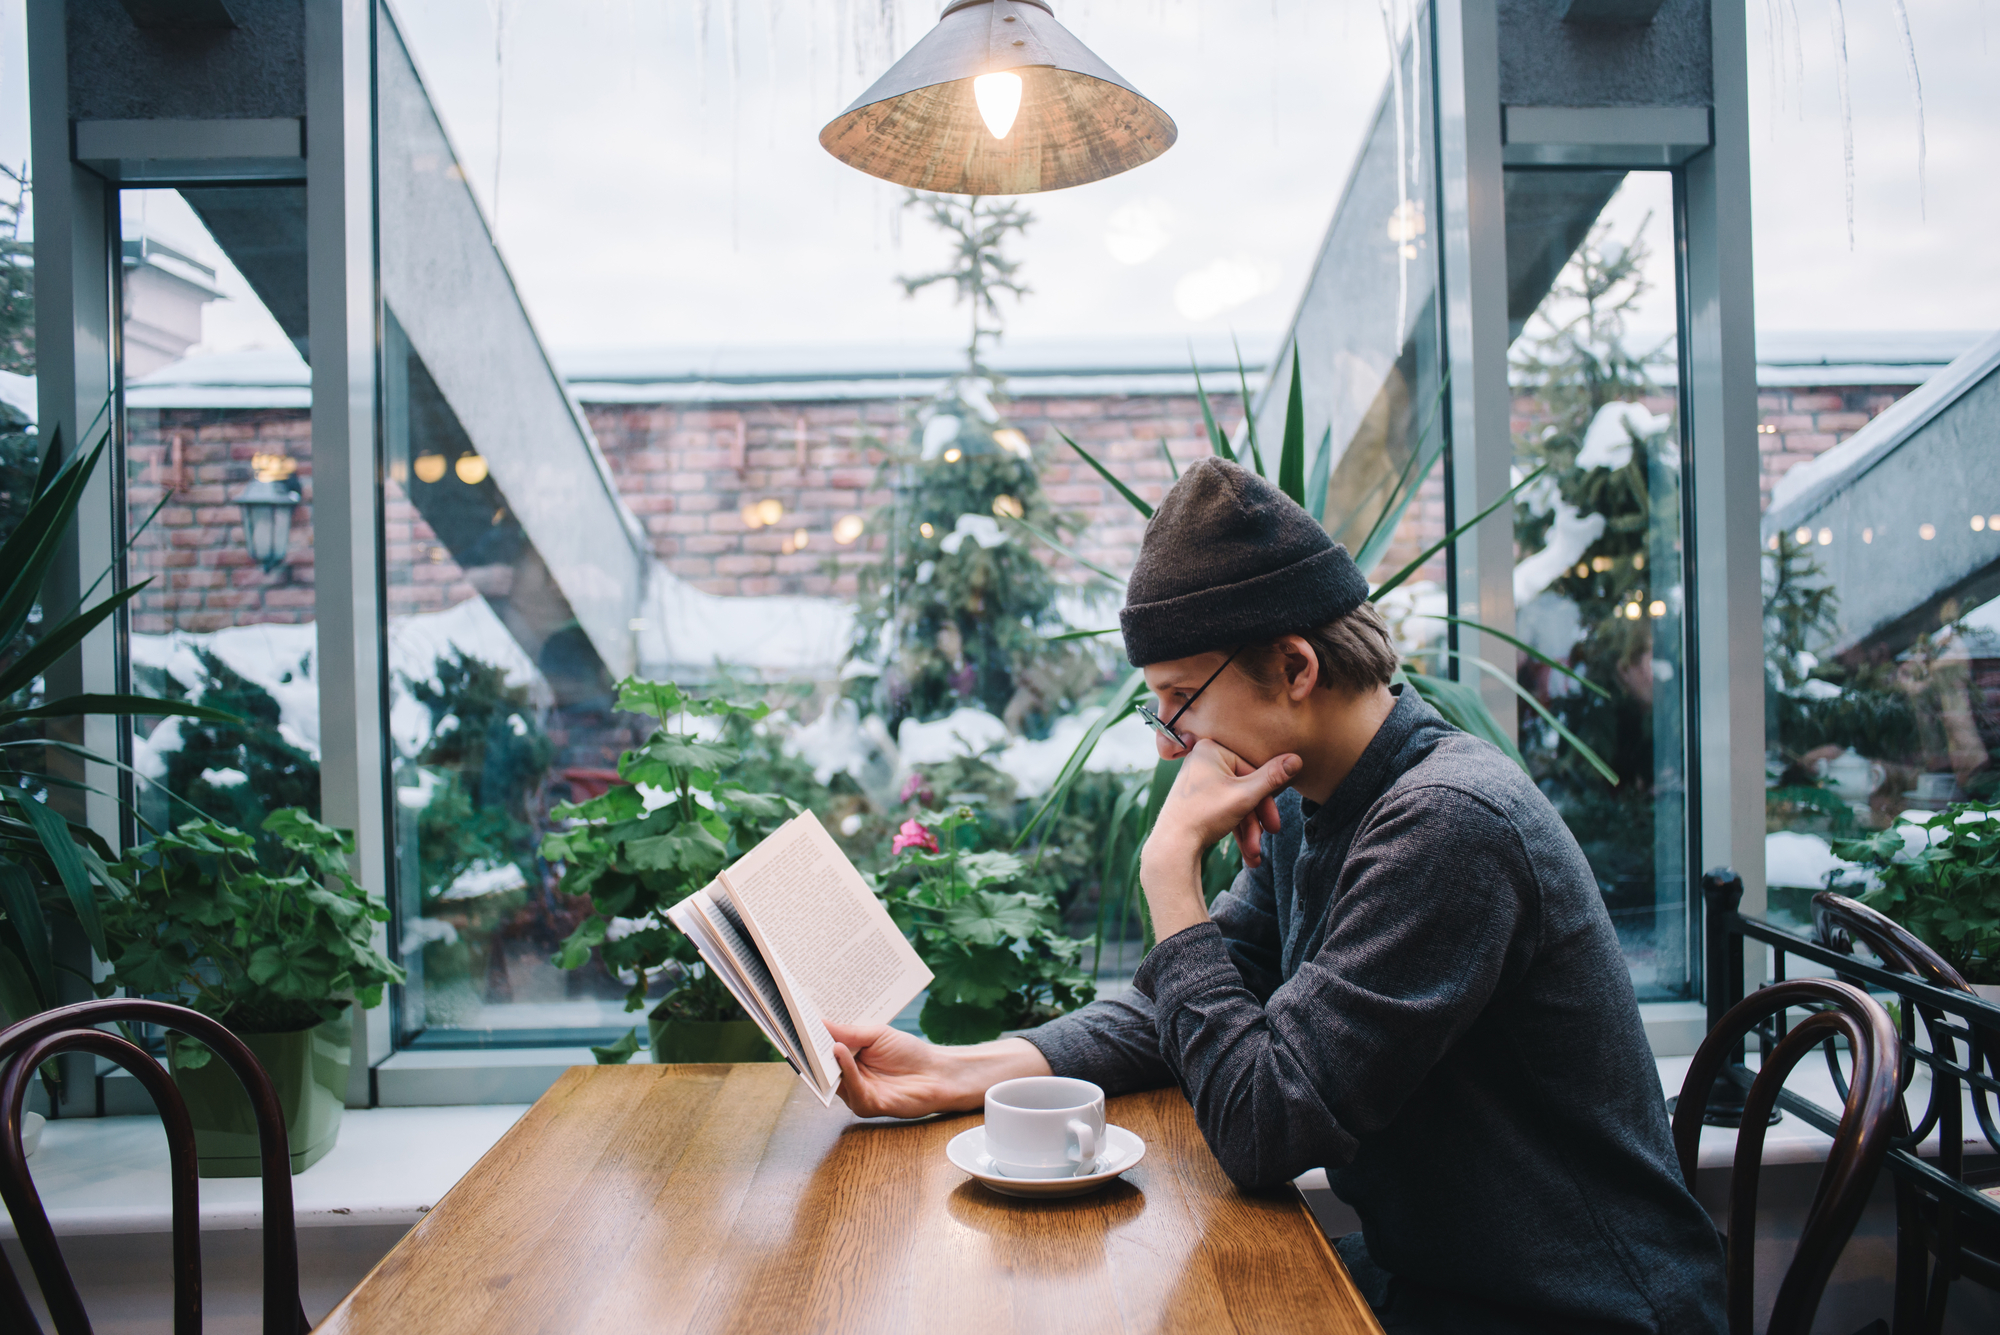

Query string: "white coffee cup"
[[983, 1076, 1105, 1179]]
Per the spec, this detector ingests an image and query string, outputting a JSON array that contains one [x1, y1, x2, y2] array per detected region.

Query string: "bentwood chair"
[[1674, 977, 1903, 1335], [1813, 891, 2000, 1334], [0, 998, 309, 1335]]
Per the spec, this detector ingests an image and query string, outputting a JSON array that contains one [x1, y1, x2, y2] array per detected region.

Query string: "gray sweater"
[[1023, 687, 1726, 1333]]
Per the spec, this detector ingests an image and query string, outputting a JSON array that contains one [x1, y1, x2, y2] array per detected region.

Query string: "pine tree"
[[847, 194, 1095, 737]]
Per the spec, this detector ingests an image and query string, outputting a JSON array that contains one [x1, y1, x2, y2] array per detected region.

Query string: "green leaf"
[[1056, 430, 1152, 520], [7, 792, 108, 959], [1445, 654, 1621, 787], [1371, 464, 1548, 603], [553, 915, 608, 971], [917, 995, 1010, 1045], [943, 890, 1049, 946], [956, 850, 1025, 889], [1350, 378, 1450, 575], [0, 693, 246, 729], [1420, 616, 1611, 699], [1403, 672, 1527, 770], [0, 859, 55, 1003], [1306, 427, 1333, 525], [0, 431, 102, 653], [1276, 349, 1306, 506], [592, 1027, 642, 1065], [1013, 667, 1150, 848], [1157, 435, 1180, 480], [1234, 336, 1265, 477], [1042, 627, 1120, 642], [624, 823, 728, 874], [0, 580, 151, 704], [0, 939, 40, 1023], [1002, 515, 1128, 586], [923, 941, 1021, 1008], [1191, 360, 1236, 463], [169, 1036, 214, 1071]]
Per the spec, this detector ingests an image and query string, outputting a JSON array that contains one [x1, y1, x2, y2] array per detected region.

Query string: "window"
[[1505, 171, 1694, 1001], [119, 188, 319, 845]]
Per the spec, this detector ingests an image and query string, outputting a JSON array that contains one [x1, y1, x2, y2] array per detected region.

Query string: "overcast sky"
[[0, 0, 1991, 361]]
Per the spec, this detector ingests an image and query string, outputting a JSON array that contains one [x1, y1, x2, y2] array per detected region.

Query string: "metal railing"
[[1702, 870, 2000, 1319]]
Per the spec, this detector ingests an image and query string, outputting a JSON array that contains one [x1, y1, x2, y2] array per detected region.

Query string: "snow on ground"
[[131, 596, 551, 772], [636, 562, 853, 678]]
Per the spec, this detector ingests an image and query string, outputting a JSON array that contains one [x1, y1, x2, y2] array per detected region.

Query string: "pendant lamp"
[[819, 0, 1177, 195]]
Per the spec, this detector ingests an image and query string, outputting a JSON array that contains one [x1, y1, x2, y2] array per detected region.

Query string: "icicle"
[[698, 0, 711, 126], [492, 0, 506, 231], [1828, 0, 1854, 249], [1888, 0, 1927, 220], [1784, 0, 1805, 118]]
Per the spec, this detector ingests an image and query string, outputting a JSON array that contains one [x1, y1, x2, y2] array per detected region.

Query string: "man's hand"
[[828, 1023, 1050, 1119], [1155, 738, 1299, 869], [1140, 739, 1300, 940]]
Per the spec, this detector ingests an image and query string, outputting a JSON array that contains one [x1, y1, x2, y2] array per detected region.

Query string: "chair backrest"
[[1811, 891, 1975, 998], [1673, 977, 1902, 1335], [0, 998, 307, 1335]]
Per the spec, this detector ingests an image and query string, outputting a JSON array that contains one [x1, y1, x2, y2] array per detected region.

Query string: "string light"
[[1862, 527, 1874, 544], [1817, 527, 1832, 546], [833, 515, 866, 545], [1919, 523, 1936, 540]]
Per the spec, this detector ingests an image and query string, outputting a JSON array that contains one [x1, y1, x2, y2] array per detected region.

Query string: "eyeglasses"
[[1133, 646, 1242, 748]]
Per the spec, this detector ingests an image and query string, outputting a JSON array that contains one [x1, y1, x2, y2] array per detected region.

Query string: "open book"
[[662, 810, 932, 1105]]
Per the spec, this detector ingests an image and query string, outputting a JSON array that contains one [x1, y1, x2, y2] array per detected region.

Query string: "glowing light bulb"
[[973, 72, 1023, 140]]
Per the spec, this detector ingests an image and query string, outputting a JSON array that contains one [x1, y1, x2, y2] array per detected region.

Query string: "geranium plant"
[[1833, 800, 2000, 985], [542, 678, 799, 1025], [100, 808, 405, 1065], [875, 804, 1094, 1044]]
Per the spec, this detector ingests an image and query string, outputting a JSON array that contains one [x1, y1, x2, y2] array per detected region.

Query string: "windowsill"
[[5, 1104, 529, 1240]]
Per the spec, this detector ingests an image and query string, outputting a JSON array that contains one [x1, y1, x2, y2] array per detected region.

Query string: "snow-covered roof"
[[98, 329, 1992, 412]]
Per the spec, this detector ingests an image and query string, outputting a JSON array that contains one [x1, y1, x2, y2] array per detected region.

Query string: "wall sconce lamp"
[[235, 453, 301, 574]]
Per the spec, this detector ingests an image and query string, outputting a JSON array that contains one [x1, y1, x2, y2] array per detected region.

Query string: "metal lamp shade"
[[235, 477, 300, 573], [820, 0, 1176, 195]]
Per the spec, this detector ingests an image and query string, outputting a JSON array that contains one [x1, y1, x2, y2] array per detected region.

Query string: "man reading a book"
[[829, 458, 1725, 1334]]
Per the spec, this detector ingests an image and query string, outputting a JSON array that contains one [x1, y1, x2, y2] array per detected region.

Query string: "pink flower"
[[891, 819, 939, 856], [899, 771, 934, 806]]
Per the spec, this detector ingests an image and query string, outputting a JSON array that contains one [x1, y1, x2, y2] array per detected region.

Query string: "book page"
[[702, 890, 840, 1102], [663, 890, 804, 1079], [719, 811, 933, 1029]]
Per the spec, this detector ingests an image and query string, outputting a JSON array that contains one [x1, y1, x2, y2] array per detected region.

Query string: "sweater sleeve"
[[1209, 851, 1285, 1002], [1133, 784, 1538, 1190]]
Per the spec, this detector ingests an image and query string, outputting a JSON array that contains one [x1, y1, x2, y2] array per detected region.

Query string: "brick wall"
[[126, 409, 317, 635], [1754, 385, 1915, 509], [119, 381, 1924, 641]]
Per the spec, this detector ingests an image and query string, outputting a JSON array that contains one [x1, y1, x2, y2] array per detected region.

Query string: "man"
[[830, 458, 1725, 1333]]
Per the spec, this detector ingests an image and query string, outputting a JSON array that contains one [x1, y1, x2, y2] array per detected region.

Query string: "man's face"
[[1142, 648, 1300, 768]]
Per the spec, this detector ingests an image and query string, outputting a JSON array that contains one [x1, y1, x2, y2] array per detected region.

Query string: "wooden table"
[[316, 1064, 1383, 1335]]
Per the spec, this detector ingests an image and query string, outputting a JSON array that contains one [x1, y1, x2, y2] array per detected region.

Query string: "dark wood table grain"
[[315, 1064, 1384, 1335]]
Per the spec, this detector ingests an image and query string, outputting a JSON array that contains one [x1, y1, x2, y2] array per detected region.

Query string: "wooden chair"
[[0, 998, 309, 1335], [1813, 891, 2000, 1334], [1674, 977, 1903, 1335]]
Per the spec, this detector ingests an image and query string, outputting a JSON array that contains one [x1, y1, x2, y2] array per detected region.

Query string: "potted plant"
[[543, 679, 800, 1063], [874, 804, 1094, 1043], [100, 808, 404, 1175], [1833, 799, 2000, 992]]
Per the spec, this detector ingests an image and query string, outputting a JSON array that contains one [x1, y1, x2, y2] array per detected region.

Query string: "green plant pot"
[[646, 1010, 782, 1064], [167, 1015, 350, 1178]]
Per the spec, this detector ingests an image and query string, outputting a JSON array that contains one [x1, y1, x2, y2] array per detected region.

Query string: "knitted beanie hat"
[[1117, 457, 1369, 667]]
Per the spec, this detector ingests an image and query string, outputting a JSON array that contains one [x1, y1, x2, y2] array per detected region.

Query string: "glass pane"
[[1761, 401, 2000, 943], [119, 188, 319, 844], [377, 8, 640, 1044], [1254, 5, 1449, 666], [1506, 171, 1693, 1001]]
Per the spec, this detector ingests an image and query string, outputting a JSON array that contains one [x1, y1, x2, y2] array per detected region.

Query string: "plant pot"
[[646, 1009, 781, 1064], [168, 1015, 350, 1178]]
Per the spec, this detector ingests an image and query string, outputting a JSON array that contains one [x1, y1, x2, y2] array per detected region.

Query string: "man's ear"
[[1280, 635, 1319, 701]]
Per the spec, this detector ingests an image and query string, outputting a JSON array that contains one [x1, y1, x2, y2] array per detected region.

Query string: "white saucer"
[[945, 1124, 1146, 1198]]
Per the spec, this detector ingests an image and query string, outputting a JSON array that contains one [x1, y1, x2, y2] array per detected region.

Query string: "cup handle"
[[1068, 1119, 1098, 1175]]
